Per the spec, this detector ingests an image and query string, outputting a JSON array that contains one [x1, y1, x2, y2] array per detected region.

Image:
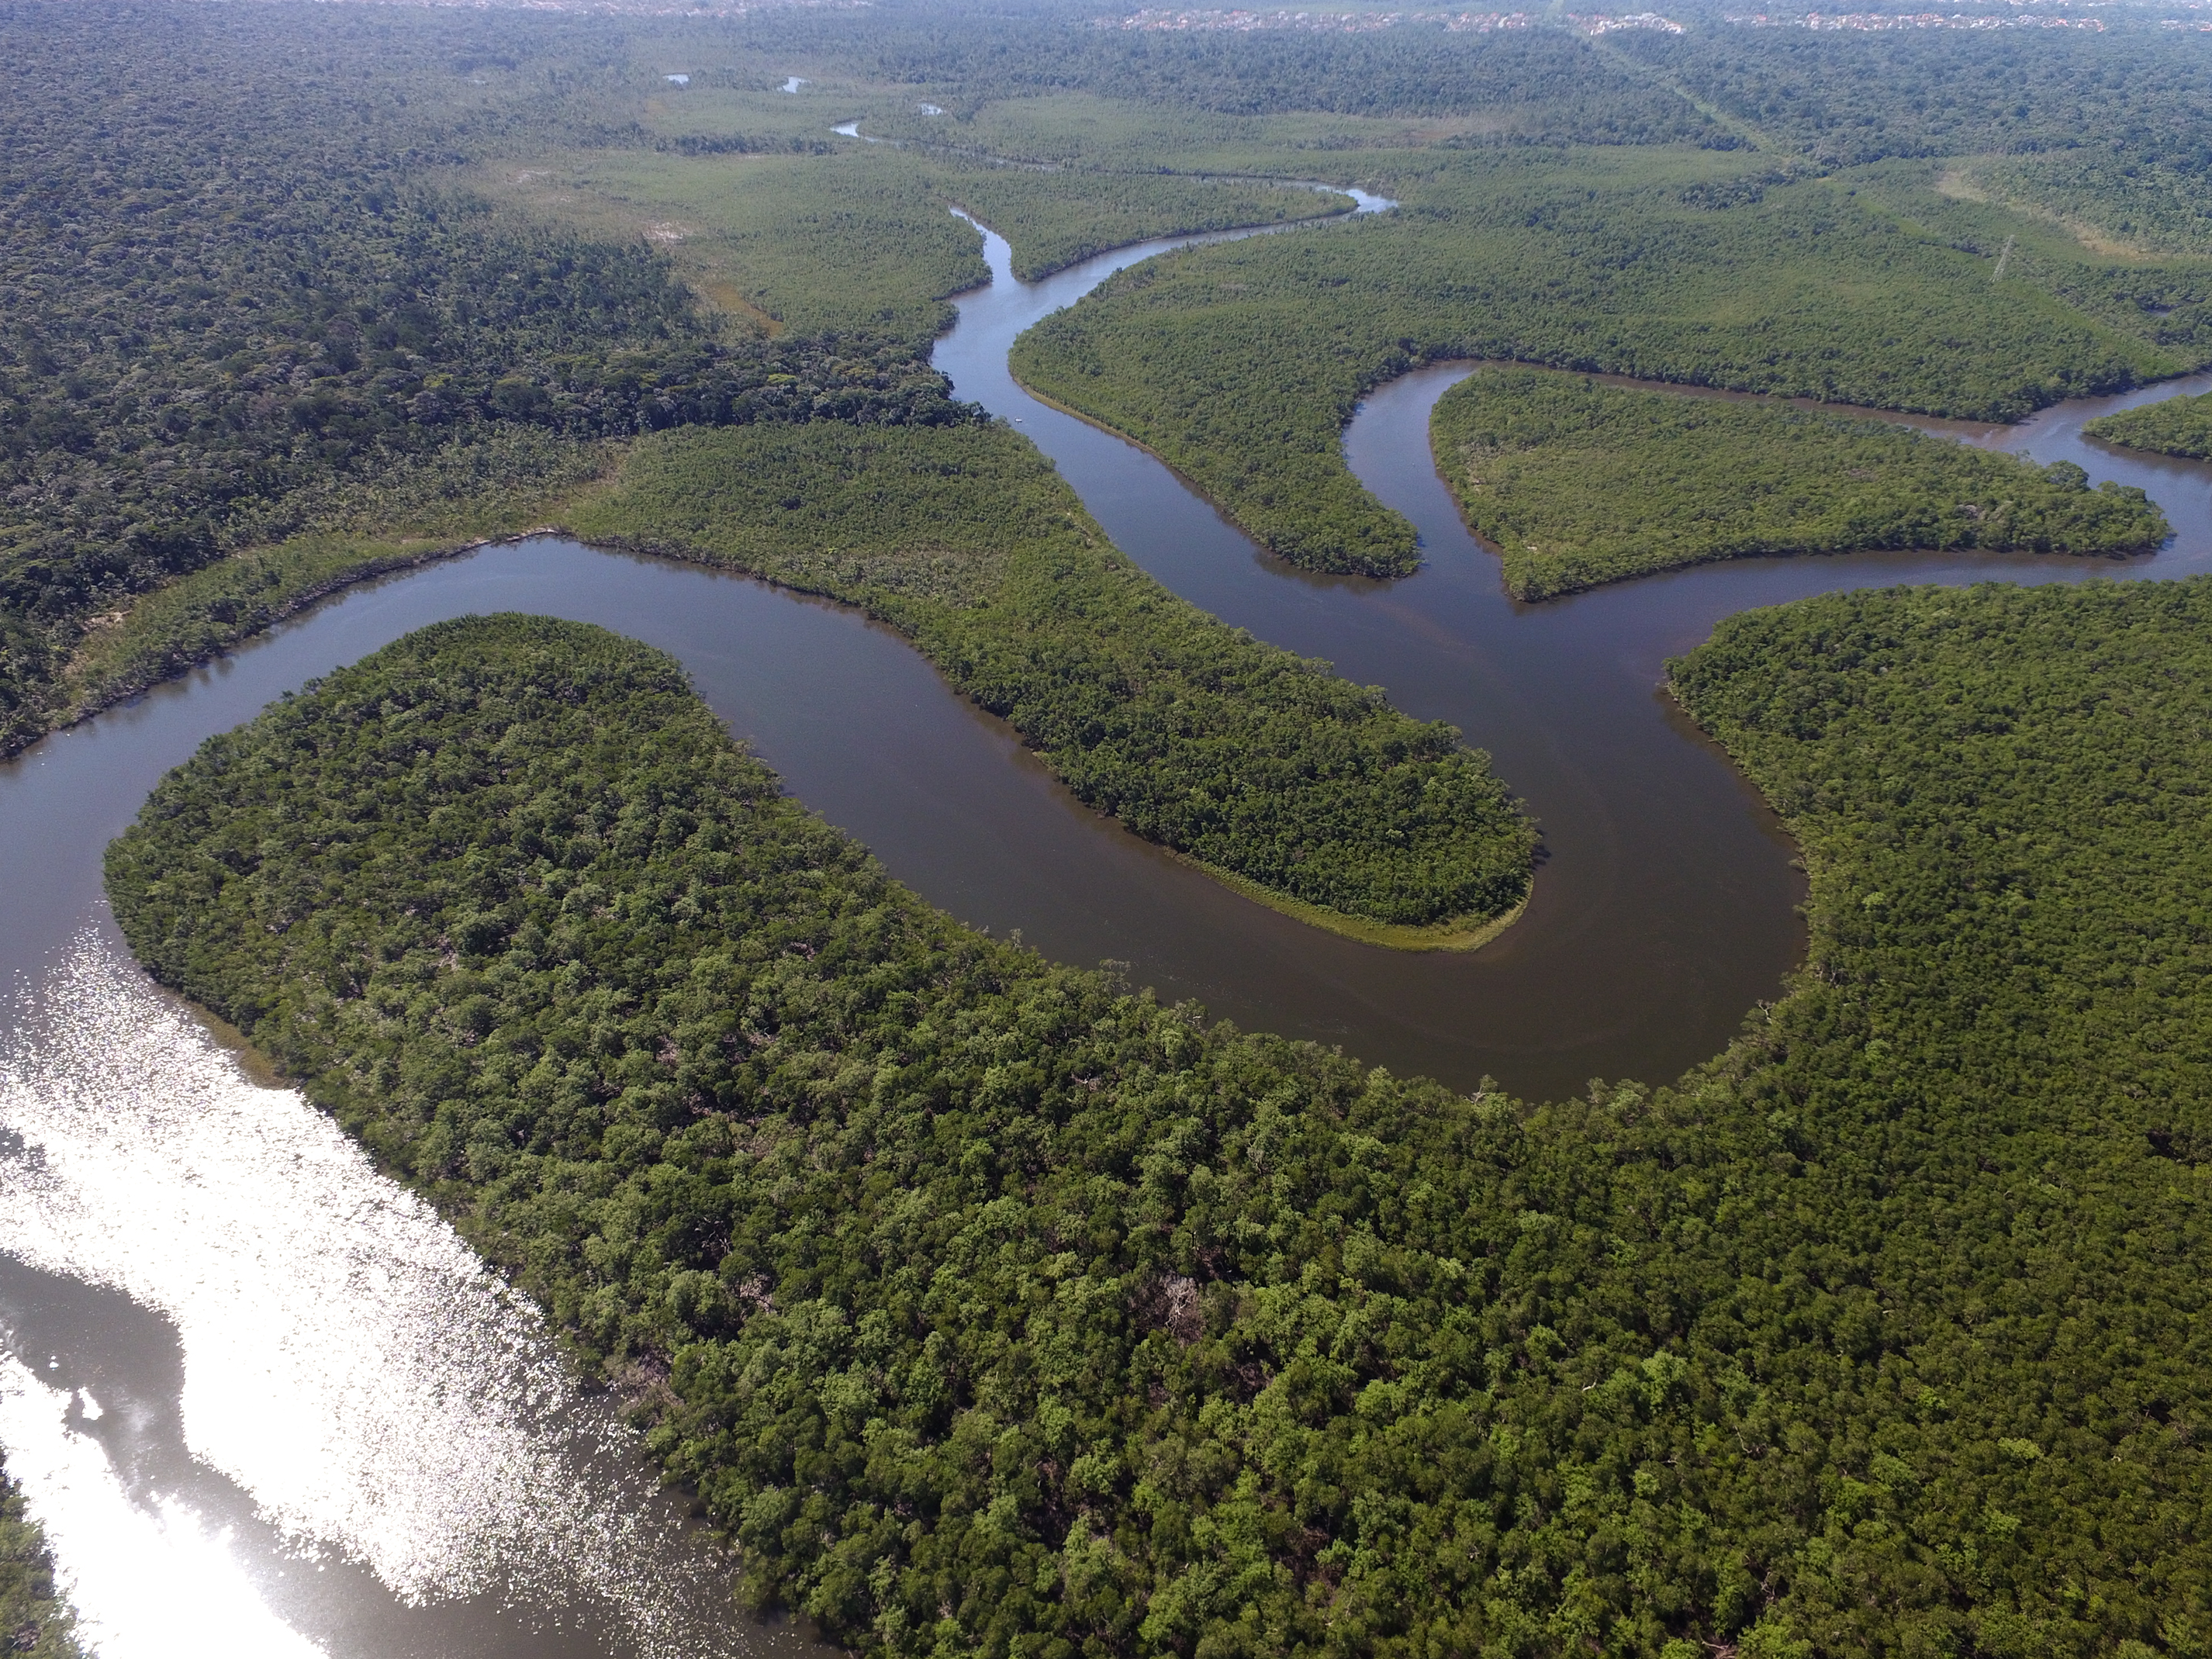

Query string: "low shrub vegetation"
[[2085, 387, 2212, 459]]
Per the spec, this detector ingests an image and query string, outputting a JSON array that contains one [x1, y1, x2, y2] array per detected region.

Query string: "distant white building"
[[665, 73, 690, 86]]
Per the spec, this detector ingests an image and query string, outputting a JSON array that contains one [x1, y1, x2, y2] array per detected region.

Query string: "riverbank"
[[44, 415, 1536, 948], [22, 437, 626, 762], [1177, 849, 1529, 950], [54, 526, 575, 738]]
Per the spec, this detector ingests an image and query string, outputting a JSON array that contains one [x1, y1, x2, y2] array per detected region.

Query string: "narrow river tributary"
[[4, 195, 2212, 1657]]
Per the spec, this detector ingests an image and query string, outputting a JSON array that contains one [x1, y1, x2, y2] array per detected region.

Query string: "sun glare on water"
[[0, 938, 759, 1658], [0, 1355, 326, 1659]]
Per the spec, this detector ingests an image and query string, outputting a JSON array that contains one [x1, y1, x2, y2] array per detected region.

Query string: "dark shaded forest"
[[110, 595, 2212, 1658], [0, 1, 978, 756]]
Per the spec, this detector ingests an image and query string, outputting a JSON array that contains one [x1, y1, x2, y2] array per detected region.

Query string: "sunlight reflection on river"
[[0, 939, 769, 1658], [0, 1350, 323, 1659], [7, 160, 2211, 1657]]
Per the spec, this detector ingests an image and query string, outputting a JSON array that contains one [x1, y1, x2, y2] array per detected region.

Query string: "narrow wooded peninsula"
[[2086, 388, 2212, 459], [1430, 367, 2168, 597], [107, 594, 2212, 1657], [577, 424, 1533, 940]]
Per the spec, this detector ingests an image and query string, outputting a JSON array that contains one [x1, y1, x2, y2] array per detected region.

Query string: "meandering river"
[[4, 191, 2212, 1656]]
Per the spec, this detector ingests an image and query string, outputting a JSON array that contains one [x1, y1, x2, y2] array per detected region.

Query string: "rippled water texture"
[[0, 942, 824, 1659], [5, 185, 2212, 1657]]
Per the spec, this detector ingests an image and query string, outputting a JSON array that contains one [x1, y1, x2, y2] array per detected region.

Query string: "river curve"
[[5, 197, 2212, 1657], [936, 210, 2212, 1094]]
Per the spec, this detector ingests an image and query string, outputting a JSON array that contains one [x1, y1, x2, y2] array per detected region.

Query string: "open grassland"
[[855, 91, 1498, 176], [483, 147, 1347, 340], [934, 170, 1346, 284], [855, 21, 1730, 149], [569, 422, 1533, 933], [483, 150, 991, 343], [1011, 147, 2186, 578], [112, 581, 2212, 1658], [1431, 367, 2167, 598]]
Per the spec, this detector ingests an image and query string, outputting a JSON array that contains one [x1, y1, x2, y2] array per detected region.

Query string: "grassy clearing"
[[933, 169, 1346, 282], [1431, 365, 2167, 598], [856, 91, 1466, 175], [482, 150, 990, 343], [482, 145, 1348, 342]]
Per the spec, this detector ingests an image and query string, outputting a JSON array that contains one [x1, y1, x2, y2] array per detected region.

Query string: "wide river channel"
[[5, 194, 2212, 1657]]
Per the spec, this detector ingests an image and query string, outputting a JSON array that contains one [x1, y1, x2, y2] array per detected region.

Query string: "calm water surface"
[[935, 213, 2212, 1092], [5, 193, 2212, 1657]]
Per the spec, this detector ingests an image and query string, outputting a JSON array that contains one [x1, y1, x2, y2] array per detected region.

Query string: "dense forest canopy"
[[109, 596, 2212, 1657], [566, 421, 1536, 932], [0, 1469, 79, 1659], [22, 9, 2212, 1646], [1429, 366, 2167, 598], [1617, 25, 2212, 171]]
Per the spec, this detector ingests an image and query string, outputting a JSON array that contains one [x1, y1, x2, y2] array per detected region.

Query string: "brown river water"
[[3, 193, 2211, 1655]]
